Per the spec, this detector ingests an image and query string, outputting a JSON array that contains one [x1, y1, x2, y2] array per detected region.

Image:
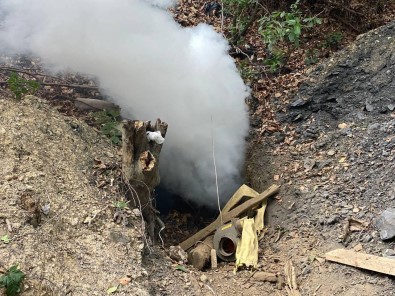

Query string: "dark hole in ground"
[[154, 186, 218, 246]]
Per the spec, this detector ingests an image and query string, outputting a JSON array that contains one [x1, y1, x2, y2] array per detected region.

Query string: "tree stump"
[[121, 118, 168, 241]]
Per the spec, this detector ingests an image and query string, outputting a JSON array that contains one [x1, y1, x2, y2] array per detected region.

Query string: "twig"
[[242, 270, 258, 284], [220, 1, 225, 34], [0, 80, 98, 90], [124, 179, 153, 254], [205, 284, 217, 296], [87, 205, 109, 226], [156, 216, 165, 248], [40, 82, 98, 89], [0, 66, 64, 81]]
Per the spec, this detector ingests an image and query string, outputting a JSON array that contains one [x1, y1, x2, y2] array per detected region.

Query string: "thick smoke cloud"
[[0, 0, 249, 207]]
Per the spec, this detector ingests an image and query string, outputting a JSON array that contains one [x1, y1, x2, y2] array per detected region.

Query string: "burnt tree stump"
[[122, 118, 168, 241]]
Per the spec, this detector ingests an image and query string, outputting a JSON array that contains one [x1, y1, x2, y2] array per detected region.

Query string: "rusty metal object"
[[213, 219, 242, 261]]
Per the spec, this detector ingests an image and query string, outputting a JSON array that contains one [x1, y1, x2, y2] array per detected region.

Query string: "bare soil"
[[0, 96, 149, 295], [1, 16, 394, 296]]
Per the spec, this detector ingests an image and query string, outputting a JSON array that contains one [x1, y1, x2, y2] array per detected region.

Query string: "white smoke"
[[0, 0, 249, 207]]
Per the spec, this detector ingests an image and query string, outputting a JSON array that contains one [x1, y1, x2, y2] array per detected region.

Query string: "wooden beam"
[[325, 249, 395, 276], [179, 184, 280, 250]]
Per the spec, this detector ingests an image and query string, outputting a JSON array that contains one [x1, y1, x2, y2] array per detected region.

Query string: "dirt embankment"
[[0, 96, 148, 295], [245, 21, 395, 295]]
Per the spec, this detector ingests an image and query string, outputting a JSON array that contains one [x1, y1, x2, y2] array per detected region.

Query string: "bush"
[[7, 72, 40, 100], [92, 109, 122, 145], [259, 0, 321, 71]]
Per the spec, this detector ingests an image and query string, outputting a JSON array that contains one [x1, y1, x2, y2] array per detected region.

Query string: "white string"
[[211, 116, 223, 224]]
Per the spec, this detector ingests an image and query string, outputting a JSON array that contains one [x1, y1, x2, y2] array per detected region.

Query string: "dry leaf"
[[119, 277, 131, 286], [315, 257, 326, 265], [327, 150, 336, 156], [339, 157, 347, 163], [353, 243, 363, 252], [274, 175, 280, 181], [349, 218, 369, 231]]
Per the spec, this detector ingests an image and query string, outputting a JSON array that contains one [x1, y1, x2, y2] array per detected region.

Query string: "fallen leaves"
[[107, 286, 118, 294], [119, 277, 131, 286]]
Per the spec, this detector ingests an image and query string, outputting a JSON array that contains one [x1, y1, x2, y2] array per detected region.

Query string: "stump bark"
[[121, 118, 168, 241]]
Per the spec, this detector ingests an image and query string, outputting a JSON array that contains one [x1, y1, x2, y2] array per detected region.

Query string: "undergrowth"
[[0, 265, 25, 296], [7, 72, 40, 100], [92, 109, 122, 145]]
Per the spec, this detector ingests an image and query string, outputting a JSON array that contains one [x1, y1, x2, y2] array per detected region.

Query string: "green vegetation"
[[223, 0, 261, 45], [305, 49, 319, 65], [1, 234, 10, 244], [323, 31, 343, 49], [258, 0, 321, 71], [223, 0, 321, 72], [0, 265, 25, 296], [114, 200, 129, 209], [92, 108, 122, 145], [7, 72, 40, 100]]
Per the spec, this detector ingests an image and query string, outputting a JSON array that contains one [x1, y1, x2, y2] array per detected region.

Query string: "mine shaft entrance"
[[154, 186, 218, 246]]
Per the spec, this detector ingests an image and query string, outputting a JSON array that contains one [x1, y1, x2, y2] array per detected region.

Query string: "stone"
[[375, 208, 395, 240], [301, 265, 311, 275], [327, 215, 339, 225], [304, 158, 316, 170], [290, 98, 308, 108], [200, 275, 208, 282], [169, 245, 188, 263], [382, 249, 395, 258], [387, 104, 395, 111]]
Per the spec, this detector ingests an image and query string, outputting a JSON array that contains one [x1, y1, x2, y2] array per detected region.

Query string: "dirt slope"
[[246, 21, 395, 295], [0, 95, 148, 295]]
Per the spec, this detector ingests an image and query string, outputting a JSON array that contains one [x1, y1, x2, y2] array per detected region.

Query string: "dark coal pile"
[[271, 21, 395, 252], [283, 21, 395, 127]]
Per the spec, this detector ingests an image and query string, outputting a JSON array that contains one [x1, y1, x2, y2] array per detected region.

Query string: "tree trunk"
[[121, 118, 168, 242]]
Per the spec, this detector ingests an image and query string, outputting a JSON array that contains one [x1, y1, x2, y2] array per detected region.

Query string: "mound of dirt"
[[0, 95, 148, 295]]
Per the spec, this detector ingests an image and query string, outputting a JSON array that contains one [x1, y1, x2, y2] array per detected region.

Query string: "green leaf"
[[175, 265, 188, 272], [1, 235, 10, 244], [107, 286, 118, 294], [0, 265, 25, 296], [294, 24, 301, 37], [114, 201, 129, 209]]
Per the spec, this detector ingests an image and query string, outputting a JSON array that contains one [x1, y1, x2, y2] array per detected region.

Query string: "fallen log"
[[74, 97, 118, 111], [179, 184, 280, 250], [188, 235, 214, 270], [253, 271, 277, 283], [325, 249, 395, 276]]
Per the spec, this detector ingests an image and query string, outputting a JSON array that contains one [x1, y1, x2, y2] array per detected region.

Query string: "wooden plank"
[[222, 184, 259, 213], [325, 249, 395, 276], [179, 184, 280, 250]]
